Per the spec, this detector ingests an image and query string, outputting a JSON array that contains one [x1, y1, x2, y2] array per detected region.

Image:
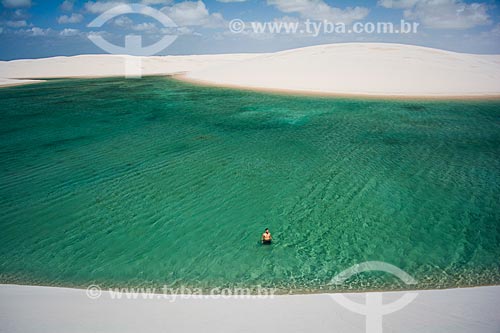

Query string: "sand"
[[185, 43, 500, 97], [1, 43, 499, 97], [0, 78, 43, 87], [0, 284, 499, 332], [0, 54, 261, 82], [1, 44, 499, 331]]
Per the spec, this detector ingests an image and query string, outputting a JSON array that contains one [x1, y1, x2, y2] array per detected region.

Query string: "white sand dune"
[[185, 43, 500, 97], [0, 284, 499, 333], [1, 44, 499, 331], [1, 43, 499, 97], [0, 53, 261, 81], [0, 78, 43, 87]]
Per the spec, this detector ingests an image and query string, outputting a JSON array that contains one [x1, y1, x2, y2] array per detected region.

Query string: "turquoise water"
[[0, 77, 499, 293]]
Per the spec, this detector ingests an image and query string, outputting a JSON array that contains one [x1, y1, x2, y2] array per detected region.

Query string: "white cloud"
[[176, 26, 195, 34], [5, 20, 27, 27], [86, 30, 110, 38], [112, 14, 196, 35], [378, 0, 419, 8], [132, 22, 157, 31], [380, 0, 491, 29], [83, 0, 222, 29], [406, 1, 490, 29], [83, 0, 173, 14], [113, 15, 133, 27], [57, 13, 84, 24], [23, 27, 51, 36], [1, 0, 31, 8], [492, 23, 500, 36], [155, 25, 199, 36], [141, 0, 172, 4], [161, 1, 225, 27], [217, 0, 247, 2], [479, 22, 500, 39], [12, 9, 29, 19], [267, 0, 369, 24], [30, 27, 48, 36], [60, 0, 74, 11], [59, 28, 80, 36], [84, 1, 127, 14]]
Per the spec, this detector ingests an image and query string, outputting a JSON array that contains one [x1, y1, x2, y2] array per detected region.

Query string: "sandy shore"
[[1, 44, 499, 331], [1, 43, 499, 97], [185, 43, 500, 98], [0, 54, 261, 82], [1, 284, 499, 332], [176, 73, 500, 100], [0, 78, 44, 87]]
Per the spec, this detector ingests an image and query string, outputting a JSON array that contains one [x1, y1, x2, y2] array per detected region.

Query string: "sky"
[[0, 0, 499, 60]]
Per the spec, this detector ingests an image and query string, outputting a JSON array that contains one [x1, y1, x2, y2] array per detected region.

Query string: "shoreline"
[[1, 43, 499, 99], [1, 283, 499, 332], [174, 74, 500, 101], [1, 281, 499, 296], [0, 78, 45, 88], [2, 74, 500, 101]]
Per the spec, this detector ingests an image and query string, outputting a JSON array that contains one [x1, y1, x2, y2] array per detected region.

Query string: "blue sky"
[[0, 0, 499, 60]]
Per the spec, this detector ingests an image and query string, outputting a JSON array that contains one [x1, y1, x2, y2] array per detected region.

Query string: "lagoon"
[[0, 77, 498, 293]]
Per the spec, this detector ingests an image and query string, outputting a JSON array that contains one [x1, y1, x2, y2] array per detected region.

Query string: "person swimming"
[[262, 228, 272, 245]]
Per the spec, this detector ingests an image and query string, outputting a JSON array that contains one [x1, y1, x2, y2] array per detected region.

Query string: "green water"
[[0, 77, 499, 293]]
